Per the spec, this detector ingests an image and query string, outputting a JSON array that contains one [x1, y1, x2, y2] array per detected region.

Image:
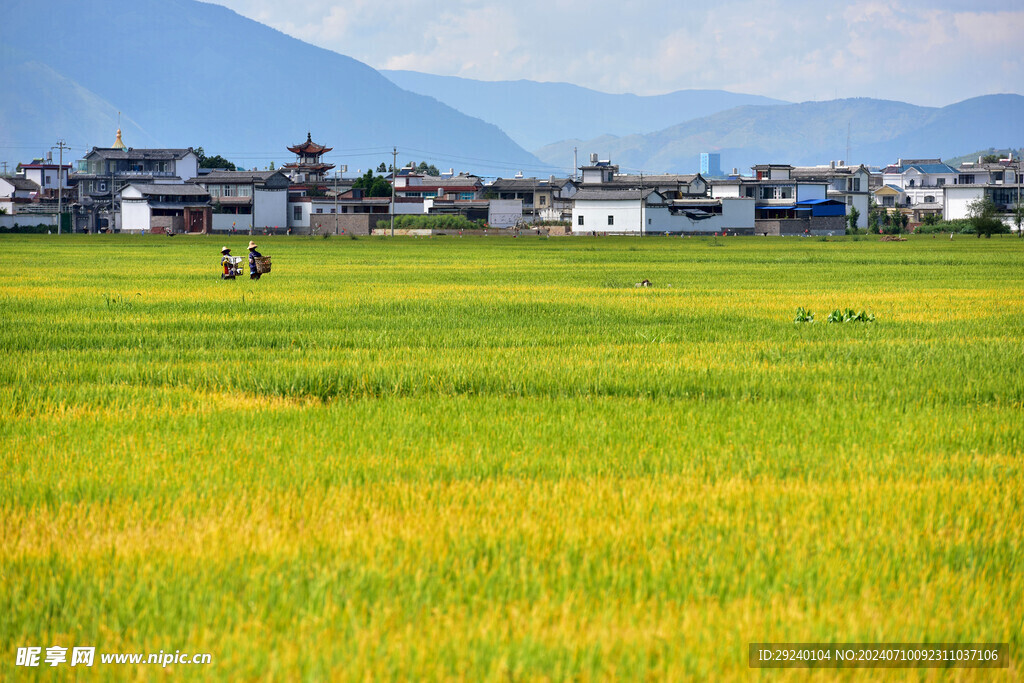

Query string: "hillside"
[[534, 95, 1024, 173], [0, 0, 545, 176], [382, 70, 787, 151]]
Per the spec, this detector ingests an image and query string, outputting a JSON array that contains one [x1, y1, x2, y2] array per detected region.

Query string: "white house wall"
[[943, 187, 983, 220], [287, 202, 310, 229], [176, 154, 199, 182], [795, 183, 827, 201], [710, 184, 740, 198], [573, 199, 643, 234], [120, 200, 151, 232], [254, 189, 287, 228]]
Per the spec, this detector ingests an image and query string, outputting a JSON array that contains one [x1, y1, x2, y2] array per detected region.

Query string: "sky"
[[210, 0, 1023, 106]]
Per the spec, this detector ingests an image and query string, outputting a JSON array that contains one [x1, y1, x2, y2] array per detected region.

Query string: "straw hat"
[[248, 241, 258, 249], [221, 246, 231, 253]]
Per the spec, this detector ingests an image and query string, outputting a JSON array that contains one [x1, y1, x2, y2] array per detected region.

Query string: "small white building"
[[572, 188, 663, 234], [943, 183, 1023, 225], [17, 159, 71, 193], [0, 176, 40, 214], [120, 183, 211, 234]]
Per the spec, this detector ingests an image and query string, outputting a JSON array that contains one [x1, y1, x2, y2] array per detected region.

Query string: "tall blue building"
[[700, 152, 722, 178]]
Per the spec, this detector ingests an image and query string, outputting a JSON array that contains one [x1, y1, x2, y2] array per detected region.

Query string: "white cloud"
[[212, 0, 1024, 105]]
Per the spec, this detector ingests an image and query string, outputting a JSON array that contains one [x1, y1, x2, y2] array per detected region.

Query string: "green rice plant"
[[0, 234, 1021, 680]]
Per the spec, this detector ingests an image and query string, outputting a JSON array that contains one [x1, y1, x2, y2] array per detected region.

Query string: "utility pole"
[[334, 170, 339, 235], [52, 139, 70, 234], [391, 146, 397, 237], [0, 162, 8, 175], [639, 171, 645, 236], [573, 147, 578, 181]]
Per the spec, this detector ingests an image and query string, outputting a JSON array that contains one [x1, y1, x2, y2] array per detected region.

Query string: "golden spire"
[[112, 128, 126, 150]]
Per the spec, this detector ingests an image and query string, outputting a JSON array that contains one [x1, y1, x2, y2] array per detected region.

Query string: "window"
[[882, 196, 894, 207], [607, 215, 614, 226], [539, 196, 546, 206], [924, 195, 935, 203], [936, 178, 945, 186], [459, 192, 474, 200], [908, 179, 915, 187], [223, 186, 235, 197], [293, 206, 302, 221], [209, 186, 221, 198], [993, 172, 1003, 182], [315, 208, 323, 214], [46, 175, 52, 184], [578, 215, 584, 226], [960, 174, 975, 185], [853, 178, 861, 192], [239, 187, 251, 197]]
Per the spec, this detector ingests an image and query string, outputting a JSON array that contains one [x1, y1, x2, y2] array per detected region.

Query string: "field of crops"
[[2, 233, 1022, 680]]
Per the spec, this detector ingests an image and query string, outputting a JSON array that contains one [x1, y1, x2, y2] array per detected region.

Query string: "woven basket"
[[255, 255, 272, 274]]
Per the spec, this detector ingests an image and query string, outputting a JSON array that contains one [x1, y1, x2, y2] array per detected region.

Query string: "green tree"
[[377, 162, 387, 173], [194, 146, 239, 171], [352, 170, 392, 197], [967, 196, 1001, 238], [982, 154, 1001, 164], [1014, 201, 1023, 238], [846, 206, 860, 234]]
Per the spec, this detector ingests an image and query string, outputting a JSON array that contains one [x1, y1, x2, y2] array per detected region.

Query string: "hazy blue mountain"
[[535, 95, 1024, 174], [0, 0, 546, 176], [382, 70, 788, 150]]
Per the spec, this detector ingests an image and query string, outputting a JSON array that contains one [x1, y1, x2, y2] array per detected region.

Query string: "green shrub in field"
[[827, 308, 875, 323], [794, 307, 815, 323]]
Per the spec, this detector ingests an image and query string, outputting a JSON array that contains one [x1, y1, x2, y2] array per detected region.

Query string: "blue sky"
[[211, 0, 1023, 106]]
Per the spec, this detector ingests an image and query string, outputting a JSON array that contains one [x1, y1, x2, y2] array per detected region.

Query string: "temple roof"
[[111, 128, 126, 150], [287, 132, 332, 155]]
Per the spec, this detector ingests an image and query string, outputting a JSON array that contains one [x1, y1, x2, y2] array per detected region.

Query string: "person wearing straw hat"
[[247, 241, 263, 280], [220, 246, 237, 280]]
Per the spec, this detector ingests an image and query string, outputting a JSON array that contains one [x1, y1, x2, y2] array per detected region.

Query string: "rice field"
[[1, 233, 1022, 680]]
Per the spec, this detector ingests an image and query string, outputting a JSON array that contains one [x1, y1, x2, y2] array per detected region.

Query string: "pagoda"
[[283, 132, 334, 182]]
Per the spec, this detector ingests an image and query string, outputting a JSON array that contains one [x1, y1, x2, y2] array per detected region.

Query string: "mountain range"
[[532, 95, 1024, 173], [1, 1, 1020, 179], [0, 0, 544, 177], [381, 71, 787, 151]]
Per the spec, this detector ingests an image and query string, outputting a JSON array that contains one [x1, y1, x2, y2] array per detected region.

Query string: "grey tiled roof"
[[123, 183, 210, 196], [87, 148, 195, 161], [573, 188, 660, 200], [3, 177, 40, 191]]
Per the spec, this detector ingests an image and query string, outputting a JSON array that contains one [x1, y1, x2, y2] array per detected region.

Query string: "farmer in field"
[[220, 246, 237, 280], [248, 241, 263, 280]]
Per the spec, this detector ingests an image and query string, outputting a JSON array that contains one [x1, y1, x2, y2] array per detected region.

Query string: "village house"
[[119, 183, 211, 234], [72, 130, 199, 231], [0, 176, 40, 214], [17, 155, 71, 199], [790, 161, 871, 228], [573, 155, 754, 235], [194, 170, 290, 232], [486, 176, 577, 221], [880, 158, 958, 212], [710, 165, 844, 235]]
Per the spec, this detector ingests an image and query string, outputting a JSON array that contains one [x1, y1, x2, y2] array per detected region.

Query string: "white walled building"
[[195, 170, 290, 231], [943, 184, 1023, 225], [18, 159, 71, 194], [119, 183, 211, 233], [881, 159, 958, 208], [647, 198, 755, 235], [572, 188, 662, 234]]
